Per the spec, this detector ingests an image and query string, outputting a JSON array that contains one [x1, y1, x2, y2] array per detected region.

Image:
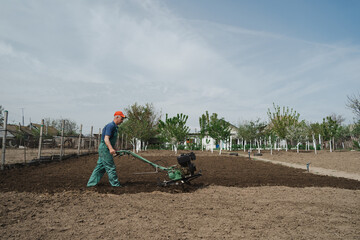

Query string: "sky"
[[0, 0, 359, 133]]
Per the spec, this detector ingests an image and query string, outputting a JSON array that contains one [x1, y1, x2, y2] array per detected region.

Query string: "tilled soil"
[[1, 152, 359, 194], [1, 150, 359, 239]]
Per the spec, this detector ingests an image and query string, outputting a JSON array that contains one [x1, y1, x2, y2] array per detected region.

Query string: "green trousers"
[[87, 143, 121, 187]]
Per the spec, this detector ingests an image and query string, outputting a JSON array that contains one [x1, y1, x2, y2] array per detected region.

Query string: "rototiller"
[[116, 150, 202, 186]]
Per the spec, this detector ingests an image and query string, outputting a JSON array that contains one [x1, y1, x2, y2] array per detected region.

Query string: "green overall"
[[87, 131, 121, 187]]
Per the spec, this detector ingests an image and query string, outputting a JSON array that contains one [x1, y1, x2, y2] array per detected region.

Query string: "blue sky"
[[0, 0, 359, 133], [168, 0, 360, 44]]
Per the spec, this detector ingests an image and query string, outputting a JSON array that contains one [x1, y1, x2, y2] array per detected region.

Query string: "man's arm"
[[104, 135, 116, 154]]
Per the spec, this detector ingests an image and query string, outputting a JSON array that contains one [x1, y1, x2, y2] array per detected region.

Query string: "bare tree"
[[44, 118, 79, 136], [329, 113, 345, 125], [346, 93, 360, 119]]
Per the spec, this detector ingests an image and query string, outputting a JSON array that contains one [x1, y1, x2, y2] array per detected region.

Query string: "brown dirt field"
[[1, 150, 359, 239], [254, 150, 360, 174]]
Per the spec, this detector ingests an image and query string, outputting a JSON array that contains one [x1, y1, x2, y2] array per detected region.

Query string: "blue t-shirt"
[[101, 121, 118, 141]]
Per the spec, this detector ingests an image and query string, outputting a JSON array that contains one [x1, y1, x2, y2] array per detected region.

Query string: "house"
[[187, 122, 240, 151], [0, 127, 16, 146], [0, 124, 36, 147]]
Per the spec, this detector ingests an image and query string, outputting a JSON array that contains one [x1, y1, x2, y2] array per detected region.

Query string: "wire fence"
[[1, 140, 98, 165], [1, 111, 101, 169]]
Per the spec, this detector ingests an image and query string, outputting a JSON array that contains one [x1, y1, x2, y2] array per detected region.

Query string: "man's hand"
[[109, 148, 116, 155]]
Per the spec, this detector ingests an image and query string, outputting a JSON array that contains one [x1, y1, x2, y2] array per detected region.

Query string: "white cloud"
[[0, 0, 359, 132]]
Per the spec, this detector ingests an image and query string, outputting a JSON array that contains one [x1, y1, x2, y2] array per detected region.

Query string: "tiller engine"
[[116, 150, 202, 186]]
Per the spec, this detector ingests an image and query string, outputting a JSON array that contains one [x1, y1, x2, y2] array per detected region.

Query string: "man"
[[87, 111, 126, 187]]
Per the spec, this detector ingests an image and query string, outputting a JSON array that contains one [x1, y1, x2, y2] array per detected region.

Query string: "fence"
[[1, 111, 101, 169]]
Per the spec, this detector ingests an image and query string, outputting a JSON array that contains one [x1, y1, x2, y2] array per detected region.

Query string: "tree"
[[207, 113, 231, 155], [199, 111, 211, 151], [329, 113, 345, 125], [352, 120, 360, 139], [158, 113, 190, 153], [309, 122, 322, 137], [335, 125, 351, 148], [346, 93, 360, 119], [238, 119, 266, 151], [286, 120, 308, 149], [199, 111, 209, 143], [321, 116, 340, 151], [309, 122, 322, 150], [121, 103, 160, 151], [346, 94, 360, 150], [351, 120, 360, 149], [44, 118, 78, 136], [267, 103, 300, 150]]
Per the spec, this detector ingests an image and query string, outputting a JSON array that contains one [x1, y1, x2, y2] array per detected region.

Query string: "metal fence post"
[[37, 119, 44, 159], [60, 120, 65, 160], [1, 110, 8, 170], [77, 124, 82, 155]]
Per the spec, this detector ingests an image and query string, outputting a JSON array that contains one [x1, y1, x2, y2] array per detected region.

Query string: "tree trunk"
[[132, 138, 136, 152], [312, 134, 317, 154], [174, 143, 178, 154], [297, 142, 299, 153]]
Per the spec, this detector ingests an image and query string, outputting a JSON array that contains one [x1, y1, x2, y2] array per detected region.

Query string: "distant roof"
[[0, 128, 15, 138], [30, 123, 58, 136], [6, 124, 34, 136]]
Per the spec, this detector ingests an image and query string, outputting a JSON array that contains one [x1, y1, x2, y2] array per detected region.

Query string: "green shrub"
[[231, 144, 243, 150], [177, 144, 185, 150], [353, 141, 360, 150]]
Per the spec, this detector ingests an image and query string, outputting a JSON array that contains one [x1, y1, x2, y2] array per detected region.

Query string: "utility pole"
[[21, 108, 24, 126]]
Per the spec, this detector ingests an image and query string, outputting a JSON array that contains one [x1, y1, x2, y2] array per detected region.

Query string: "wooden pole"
[[37, 119, 44, 159], [121, 133, 124, 149], [60, 120, 65, 160], [98, 128, 101, 150], [1, 110, 8, 170], [125, 134, 128, 149], [89, 126, 93, 153], [77, 124, 82, 155], [24, 140, 26, 164]]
